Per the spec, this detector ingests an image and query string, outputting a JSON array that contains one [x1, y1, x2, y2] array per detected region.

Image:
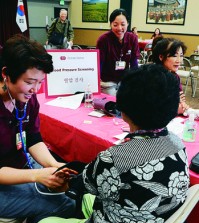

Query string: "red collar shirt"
[[0, 94, 42, 168], [96, 31, 140, 83]]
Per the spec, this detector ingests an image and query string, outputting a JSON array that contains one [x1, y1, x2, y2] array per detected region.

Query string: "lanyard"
[[119, 50, 123, 61], [16, 102, 33, 169], [6, 86, 33, 168]]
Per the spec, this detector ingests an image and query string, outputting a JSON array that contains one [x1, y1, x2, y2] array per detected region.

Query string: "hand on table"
[[178, 91, 190, 115], [178, 101, 190, 115]]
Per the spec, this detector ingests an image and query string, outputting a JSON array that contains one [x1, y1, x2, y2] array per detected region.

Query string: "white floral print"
[[168, 171, 189, 203], [83, 132, 189, 222], [97, 167, 131, 200], [130, 159, 164, 180]]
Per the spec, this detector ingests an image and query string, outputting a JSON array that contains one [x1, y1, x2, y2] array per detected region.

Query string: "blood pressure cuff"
[[189, 152, 199, 173], [93, 98, 120, 116]]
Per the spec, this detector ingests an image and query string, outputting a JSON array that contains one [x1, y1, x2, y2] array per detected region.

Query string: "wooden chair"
[[165, 184, 199, 223]]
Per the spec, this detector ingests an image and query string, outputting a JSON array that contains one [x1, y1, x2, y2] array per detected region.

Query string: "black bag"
[[49, 31, 64, 45], [190, 152, 199, 173], [48, 18, 67, 45]]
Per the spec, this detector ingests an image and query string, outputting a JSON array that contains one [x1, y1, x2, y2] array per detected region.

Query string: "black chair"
[[72, 45, 82, 49], [140, 43, 152, 64]]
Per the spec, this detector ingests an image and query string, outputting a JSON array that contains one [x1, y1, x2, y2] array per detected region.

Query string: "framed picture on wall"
[[82, 0, 109, 23], [146, 0, 187, 25]]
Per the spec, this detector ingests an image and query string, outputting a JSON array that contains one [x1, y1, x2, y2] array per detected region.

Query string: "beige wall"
[[28, 0, 199, 56], [74, 29, 106, 47], [70, 0, 199, 57], [71, 0, 199, 35]]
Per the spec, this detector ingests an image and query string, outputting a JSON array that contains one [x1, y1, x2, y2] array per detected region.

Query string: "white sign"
[[45, 50, 100, 97]]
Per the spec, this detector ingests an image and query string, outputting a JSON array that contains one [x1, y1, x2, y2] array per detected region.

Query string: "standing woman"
[[96, 8, 140, 96], [0, 34, 76, 222], [152, 38, 189, 114], [151, 28, 163, 40]]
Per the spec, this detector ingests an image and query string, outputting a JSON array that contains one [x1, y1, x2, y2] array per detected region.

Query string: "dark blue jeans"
[[0, 183, 76, 223]]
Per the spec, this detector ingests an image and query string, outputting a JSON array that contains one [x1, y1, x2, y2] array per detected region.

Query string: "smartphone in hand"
[[53, 164, 78, 178]]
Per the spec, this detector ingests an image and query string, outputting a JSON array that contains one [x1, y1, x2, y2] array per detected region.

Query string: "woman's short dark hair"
[[152, 38, 187, 64], [116, 64, 179, 130], [1, 34, 53, 83], [109, 8, 129, 23]]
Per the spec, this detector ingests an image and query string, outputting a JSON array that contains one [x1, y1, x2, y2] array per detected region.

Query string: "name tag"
[[16, 131, 26, 150], [115, 61, 126, 70]]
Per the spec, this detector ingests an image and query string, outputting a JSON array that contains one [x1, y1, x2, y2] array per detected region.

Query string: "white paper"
[[88, 110, 105, 117], [112, 133, 128, 145], [45, 93, 84, 109], [167, 117, 185, 138], [113, 132, 129, 140]]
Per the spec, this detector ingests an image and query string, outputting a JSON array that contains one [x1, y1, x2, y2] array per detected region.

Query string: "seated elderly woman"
[[39, 64, 189, 223]]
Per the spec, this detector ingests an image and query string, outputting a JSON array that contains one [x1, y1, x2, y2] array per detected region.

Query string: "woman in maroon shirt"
[[0, 34, 76, 222], [96, 8, 140, 96]]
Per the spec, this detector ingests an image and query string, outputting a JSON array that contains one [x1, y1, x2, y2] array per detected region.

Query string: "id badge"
[[115, 61, 126, 70], [16, 131, 26, 150]]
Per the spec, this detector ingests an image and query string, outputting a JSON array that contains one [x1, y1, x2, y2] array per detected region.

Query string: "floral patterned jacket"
[[83, 128, 190, 223]]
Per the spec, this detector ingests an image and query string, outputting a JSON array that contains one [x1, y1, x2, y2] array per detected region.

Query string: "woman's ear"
[[2, 67, 7, 79], [159, 55, 163, 61], [1, 67, 10, 83]]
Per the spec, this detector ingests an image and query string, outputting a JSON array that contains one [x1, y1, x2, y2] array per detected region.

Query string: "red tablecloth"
[[38, 93, 120, 163]]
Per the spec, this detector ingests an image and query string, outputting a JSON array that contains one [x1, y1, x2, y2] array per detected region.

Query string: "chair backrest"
[[86, 46, 96, 50], [165, 184, 199, 223], [144, 43, 152, 52], [138, 53, 145, 65], [147, 54, 153, 64], [72, 45, 82, 49], [189, 54, 199, 66], [180, 57, 192, 71]]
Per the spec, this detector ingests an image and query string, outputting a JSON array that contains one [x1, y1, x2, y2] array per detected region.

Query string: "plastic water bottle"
[[84, 84, 93, 108], [182, 113, 197, 142]]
